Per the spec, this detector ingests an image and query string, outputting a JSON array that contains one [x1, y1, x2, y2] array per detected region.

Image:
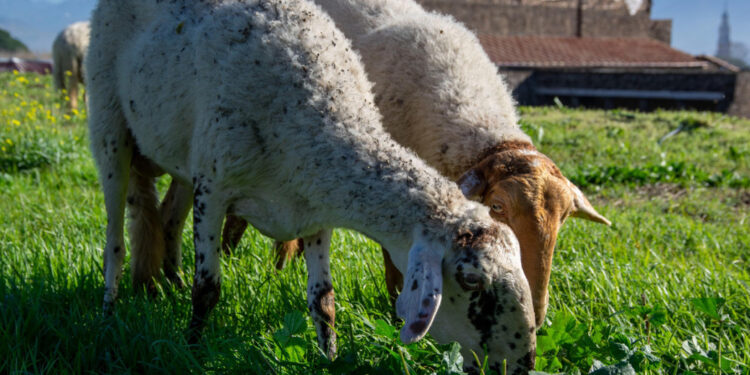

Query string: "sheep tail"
[[127, 166, 166, 295]]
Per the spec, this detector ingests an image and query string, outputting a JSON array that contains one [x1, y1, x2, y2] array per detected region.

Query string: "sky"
[[651, 0, 750, 58], [0, 0, 748, 62]]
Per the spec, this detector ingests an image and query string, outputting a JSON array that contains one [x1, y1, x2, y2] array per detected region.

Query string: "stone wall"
[[649, 19, 672, 45], [729, 71, 750, 118], [417, 0, 671, 44]]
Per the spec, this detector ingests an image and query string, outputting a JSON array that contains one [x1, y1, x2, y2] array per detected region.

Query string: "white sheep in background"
[[221, 0, 612, 330], [87, 0, 536, 372], [52, 21, 90, 111]]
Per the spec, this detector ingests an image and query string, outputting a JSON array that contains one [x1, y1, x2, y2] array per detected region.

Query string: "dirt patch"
[[731, 190, 750, 209], [634, 183, 689, 201]]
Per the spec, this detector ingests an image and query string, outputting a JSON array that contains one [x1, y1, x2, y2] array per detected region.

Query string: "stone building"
[[416, 0, 748, 117], [417, 0, 671, 43]]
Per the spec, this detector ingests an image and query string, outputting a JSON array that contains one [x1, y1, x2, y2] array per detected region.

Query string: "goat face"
[[458, 142, 610, 328]]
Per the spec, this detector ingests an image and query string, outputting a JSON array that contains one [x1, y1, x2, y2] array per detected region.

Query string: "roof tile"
[[478, 35, 709, 69]]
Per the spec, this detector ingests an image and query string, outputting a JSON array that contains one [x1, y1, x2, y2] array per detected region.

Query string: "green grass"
[[1, 71, 748, 374]]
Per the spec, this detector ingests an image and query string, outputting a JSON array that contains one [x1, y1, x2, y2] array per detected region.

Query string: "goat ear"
[[568, 181, 611, 226], [396, 240, 443, 344], [457, 168, 486, 200]]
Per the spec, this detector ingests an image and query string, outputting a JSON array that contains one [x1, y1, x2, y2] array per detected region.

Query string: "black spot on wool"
[[467, 285, 503, 348]]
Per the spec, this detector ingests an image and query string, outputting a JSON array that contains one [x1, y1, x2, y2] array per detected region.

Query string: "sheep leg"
[[90, 113, 134, 314], [274, 239, 304, 270], [160, 179, 193, 288], [68, 73, 79, 111], [126, 164, 166, 296], [303, 229, 337, 359], [221, 214, 248, 255], [382, 247, 404, 306], [187, 178, 224, 344]]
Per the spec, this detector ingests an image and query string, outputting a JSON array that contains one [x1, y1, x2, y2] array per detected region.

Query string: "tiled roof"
[[478, 35, 709, 69]]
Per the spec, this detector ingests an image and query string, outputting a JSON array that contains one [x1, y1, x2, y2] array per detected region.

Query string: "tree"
[[0, 28, 29, 53]]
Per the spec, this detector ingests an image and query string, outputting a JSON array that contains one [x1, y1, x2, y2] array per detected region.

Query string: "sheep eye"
[[491, 204, 503, 213], [458, 272, 483, 290]]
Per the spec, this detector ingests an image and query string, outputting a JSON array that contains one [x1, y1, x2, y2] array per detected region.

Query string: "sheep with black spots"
[[87, 0, 536, 372]]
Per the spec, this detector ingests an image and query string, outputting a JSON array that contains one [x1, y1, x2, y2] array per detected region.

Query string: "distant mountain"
[[0, 28, 28, 52], [0, 0, 96, 53]]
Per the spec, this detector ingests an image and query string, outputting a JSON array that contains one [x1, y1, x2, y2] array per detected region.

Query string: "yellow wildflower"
[[64, 114, 71, 121], [5, 139, 13, 146], [11, 119, 20, 126]]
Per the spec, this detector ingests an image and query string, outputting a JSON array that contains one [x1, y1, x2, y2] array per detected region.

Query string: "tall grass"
[[1, 72, 748, 374]]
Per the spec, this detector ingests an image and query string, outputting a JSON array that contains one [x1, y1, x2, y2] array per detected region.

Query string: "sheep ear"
[[457, 168, 486, 200], [568, 181, 611, 226], [395, 239, 443, 344]]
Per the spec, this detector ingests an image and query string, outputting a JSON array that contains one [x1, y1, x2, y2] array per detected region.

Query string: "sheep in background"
[[87, 0, 536, 371], [222, 0, 612, 329], [52, 21, 90, 111]]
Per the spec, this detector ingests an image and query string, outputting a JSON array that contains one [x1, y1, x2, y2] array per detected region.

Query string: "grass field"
[[1, 71, 748, 374]]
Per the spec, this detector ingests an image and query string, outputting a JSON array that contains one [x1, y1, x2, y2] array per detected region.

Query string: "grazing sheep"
[[223, 0, 611, 329], [87, 0, 536, 371], [52, 21, 90, 111]]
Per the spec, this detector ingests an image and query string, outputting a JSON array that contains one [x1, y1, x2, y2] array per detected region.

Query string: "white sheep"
[[220, 0, 612, 329], [52, 21, 90, 111], [87, 0, 536, 371]]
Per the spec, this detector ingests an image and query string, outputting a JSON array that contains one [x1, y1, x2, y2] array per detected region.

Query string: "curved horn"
[[568, 181, 611, 226]]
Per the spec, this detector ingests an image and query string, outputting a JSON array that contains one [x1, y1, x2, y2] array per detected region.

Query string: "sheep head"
[[457, 141, 610, 328], [396, 222, 536, 373]]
